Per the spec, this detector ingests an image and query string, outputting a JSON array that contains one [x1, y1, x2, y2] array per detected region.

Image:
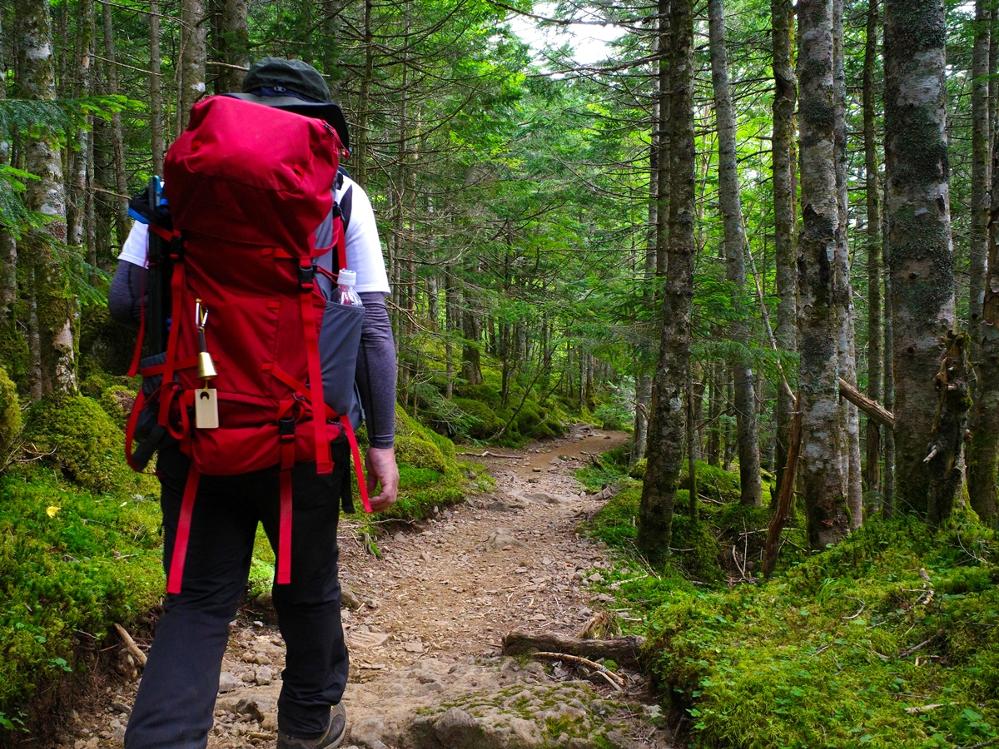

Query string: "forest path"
[[60, 426, 671, 749]]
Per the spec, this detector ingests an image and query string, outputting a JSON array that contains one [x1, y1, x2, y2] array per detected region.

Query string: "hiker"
[[108, 58, 398, 749]]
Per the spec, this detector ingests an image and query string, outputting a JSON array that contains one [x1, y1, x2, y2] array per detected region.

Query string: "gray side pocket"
[[320, 301, 365, 427]]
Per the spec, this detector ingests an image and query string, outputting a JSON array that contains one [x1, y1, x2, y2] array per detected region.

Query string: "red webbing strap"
[[124, 390, 146, 471], [158, 260, 187, 427], [166, 465, 201, 595], [334, 215, 347, 272], [298, 269, 332, 475], [339, 415, 372, 514]]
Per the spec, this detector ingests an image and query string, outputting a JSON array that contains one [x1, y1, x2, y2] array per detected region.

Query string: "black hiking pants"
[[124, 444, 351, 749]]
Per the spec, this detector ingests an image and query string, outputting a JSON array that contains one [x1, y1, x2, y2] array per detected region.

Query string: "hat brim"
[[226, 92, 350, 152]]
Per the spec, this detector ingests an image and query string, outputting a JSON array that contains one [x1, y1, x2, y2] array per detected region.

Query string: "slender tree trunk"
[[639, 0, 694, 564], [797, 0, 848, 548], [150, 0, 165, 175], [101, 0, 129, 243], [832, 0, 864, 528], [708, 0, 761, 506], [772, 0, 798, 498], [966, 130, 999, 528], [180, 0, 208, 129], [884, 0, 959, 522], [355, 0, 374, 184], [863, 0, 883, 497], [67, 0, 93, 249], [219, 0, 249, 91], [16, 0, 76, 395], [0, 12, 17, 321], [971, 0, 992, 362]]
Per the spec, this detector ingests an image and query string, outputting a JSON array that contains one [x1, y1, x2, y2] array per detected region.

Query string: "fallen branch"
[[114, 623, 147, 668], [531, 651, 625, 690], [763, 406, 802, 577], [458, 450, 521, 459], [838, 377, 894, 429], [502, 630, 644, 669]]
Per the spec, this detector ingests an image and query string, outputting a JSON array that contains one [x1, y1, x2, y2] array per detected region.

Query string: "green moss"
[[451, 396, 502, 439], [641, 514, 999, 747], [98, 385, 134, 428], [0, 465, 162, 730], [395, 435, 448, 473], [0, 365, 21, 458], [22, 395, 134, 494]]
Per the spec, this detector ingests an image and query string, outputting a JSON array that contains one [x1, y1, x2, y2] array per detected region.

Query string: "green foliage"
[[642, 515, 999, 747], [0, 365, 21, 460], [22, 395, 134, 494], [0, 465, 162, 726]]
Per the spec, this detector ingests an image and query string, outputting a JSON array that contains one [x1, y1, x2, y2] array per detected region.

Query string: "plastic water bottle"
[[337, 269, 363, 306]]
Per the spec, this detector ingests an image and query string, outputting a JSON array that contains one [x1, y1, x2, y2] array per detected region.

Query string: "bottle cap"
[[338, 269, 357, 286]]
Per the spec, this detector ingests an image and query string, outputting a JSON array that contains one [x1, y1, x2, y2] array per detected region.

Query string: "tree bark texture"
[[797, 0, 849, 548], [884, 0, 959, 520], [771, 0, 798, 499], [966, 128, 999, 528], [180, 0, 208, 129], [971, 0, 992, 362], [219, 0, 249, 91], [0, 10, 16, 321], [150, 0, 165, 175], [708, 0, 762, 507], [639, 0, 694, 564], [15, 0, 76, 394], [101, 0, 129, 244], [863, 0, 883, 496]]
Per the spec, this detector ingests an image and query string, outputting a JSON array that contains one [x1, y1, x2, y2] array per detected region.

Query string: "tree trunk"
[[219, 0, 249, 91], [66, 0, 94, 249], [639, 0, 694, 565], [797, 0, 848, 548], [884, 0, 959, 521], [16, 0, 76, 395], [180, 0, 208, 129], [150, 0, 165, 175], [101, 0, 129, 244], [971, 0, 992, 362], [708, 0, 762, 507], [863, 0, 883, 497], [0, 11, 16, 321], [883, 182, 896, 515], [832, 0, 863, 529], [966, 127, 999, 528], [771, 0, 798, 499]]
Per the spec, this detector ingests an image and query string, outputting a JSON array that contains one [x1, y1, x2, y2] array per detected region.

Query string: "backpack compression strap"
[[298, 264, 333, 475]]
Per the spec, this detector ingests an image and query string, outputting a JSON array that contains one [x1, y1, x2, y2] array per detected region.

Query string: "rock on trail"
[[56, 425, 671, 749]]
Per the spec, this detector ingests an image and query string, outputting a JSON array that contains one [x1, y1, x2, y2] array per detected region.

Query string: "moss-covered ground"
[[580, 450, 999, 748]]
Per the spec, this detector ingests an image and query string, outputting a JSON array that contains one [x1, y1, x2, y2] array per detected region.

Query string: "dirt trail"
[[58, 426, 671, 749]]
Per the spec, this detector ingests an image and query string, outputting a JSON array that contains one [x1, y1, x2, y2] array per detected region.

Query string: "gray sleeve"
[[356, 291, 396, 448], [109, 260, 147, 325]]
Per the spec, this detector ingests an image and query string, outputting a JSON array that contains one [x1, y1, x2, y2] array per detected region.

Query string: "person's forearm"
[[109, 260, 146, 325], [356, 291, 396, 448]]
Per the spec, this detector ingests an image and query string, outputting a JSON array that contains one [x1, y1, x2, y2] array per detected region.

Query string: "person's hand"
[[365, 446, 399, 512]]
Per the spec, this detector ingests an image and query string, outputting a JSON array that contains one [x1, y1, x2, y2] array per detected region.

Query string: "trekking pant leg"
[[260, 448, 350, 737], [125, 448, 258, 749]]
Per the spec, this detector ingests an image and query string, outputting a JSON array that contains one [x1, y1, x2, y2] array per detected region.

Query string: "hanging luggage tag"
[[194, 299, 219, 429], [195, 387, 219, 429]]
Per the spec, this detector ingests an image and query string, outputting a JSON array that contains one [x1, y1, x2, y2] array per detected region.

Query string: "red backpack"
[[124, 95, 371, 595]]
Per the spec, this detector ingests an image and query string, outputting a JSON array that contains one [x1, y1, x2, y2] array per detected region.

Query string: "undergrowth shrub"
[[0, 365, 20, 459]]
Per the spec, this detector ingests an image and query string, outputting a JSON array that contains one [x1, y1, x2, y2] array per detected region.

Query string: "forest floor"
[[55, 425, 672, 749]]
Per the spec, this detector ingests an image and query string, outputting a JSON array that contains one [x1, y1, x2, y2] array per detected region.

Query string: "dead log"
[[763, 403, 802, 577], [501, 630, 644, 669]]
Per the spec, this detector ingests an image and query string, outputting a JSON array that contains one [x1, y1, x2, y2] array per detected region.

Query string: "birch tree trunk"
[[771, 0, 797, 498], [66, 0, 93, 249], [971, 0, 992, 362], [708, 0, 761, 507], [832, 0, 863, 528], [884, 0, 959, 522], [966, 129, 999, 528], [863, 0, 883, 496], [797, 0, 848, 548], [180, 0, 208, 129], [639, 0, 694, 564], [16, 0, 76, 395]]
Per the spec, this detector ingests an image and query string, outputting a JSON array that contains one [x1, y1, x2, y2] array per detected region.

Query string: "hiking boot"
[[277, 703, 346, 749]]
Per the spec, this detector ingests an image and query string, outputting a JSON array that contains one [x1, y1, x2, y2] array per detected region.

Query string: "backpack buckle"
[[278, 417, 296, 441], [298, 264, 315, 290]]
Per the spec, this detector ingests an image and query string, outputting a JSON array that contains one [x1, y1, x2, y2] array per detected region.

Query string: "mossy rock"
[[628, 458, 647, 479], [0, 365, 21, 458], [22, 395, 131, 493], [452, 397, 502, 439], [99, 385, 135, 428], [395, 435, 448, 473]]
